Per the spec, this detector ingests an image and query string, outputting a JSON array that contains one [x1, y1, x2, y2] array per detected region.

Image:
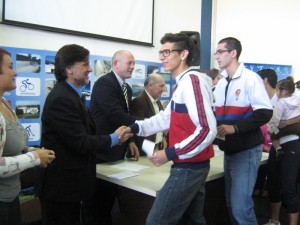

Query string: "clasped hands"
[[119, 127, 168, 166], [35, 148, 55, 168], [115, 126, 133, 144]]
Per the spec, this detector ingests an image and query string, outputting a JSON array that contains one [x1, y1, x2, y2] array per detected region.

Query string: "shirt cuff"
[[110, 133, 119, 147], [165, 147, 176, 160], [129, 123, 139, 134]]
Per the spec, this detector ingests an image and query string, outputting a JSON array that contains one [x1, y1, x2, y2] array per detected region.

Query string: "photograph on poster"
[[16, 53, 41, 73], [132, 64, 146, 79], [162, 73, 171, 81], [94, 59, 111, 78], [131, 82, 144, 98], [81, 81, 91, 99], [161, 84, 170, 98], [45, 78, 57, 96], [147, 65, 159, 75], [45, 55, 55, 74], [15, 100, 40, 119]]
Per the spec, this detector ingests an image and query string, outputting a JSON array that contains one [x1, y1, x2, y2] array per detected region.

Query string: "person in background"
[[213, 37, 273, 225], [206, 68, 223, 91], [89, 50, 141, 225], [265, 77, 300, 225], [130, 73, 167, 154], [34, 44, 132, 225], [123, 32, 217, 225], [260, 72, 300, 225], [0, 48, 55, 225], [253, 68, 278, 198], [293, 80, 300, 97]]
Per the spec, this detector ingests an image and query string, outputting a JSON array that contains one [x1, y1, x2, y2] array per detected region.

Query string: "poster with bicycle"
[[1, 46, 172, 146]]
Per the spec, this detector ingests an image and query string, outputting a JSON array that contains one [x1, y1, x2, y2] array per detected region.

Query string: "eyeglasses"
[[214, 49, 233, 56], [159, 49, 183, 57]]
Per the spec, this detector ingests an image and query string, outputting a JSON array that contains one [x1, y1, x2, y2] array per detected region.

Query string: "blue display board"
[[245, 62, 292, 81], [1, 46, 174, 146]]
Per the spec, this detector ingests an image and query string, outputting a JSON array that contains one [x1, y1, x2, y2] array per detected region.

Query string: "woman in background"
[[0, 48, 55, 225]]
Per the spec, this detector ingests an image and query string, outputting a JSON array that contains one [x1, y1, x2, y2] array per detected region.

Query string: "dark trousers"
[[266, 146, 282, 202], [281, 140, 300, 213], [40, 198, 81, 225], [0, 197, 21, 225], [81, 179, 119, 225]]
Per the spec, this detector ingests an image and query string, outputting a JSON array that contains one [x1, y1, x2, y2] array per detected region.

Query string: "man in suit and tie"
[[35, 44, 132, 225], [89, 50, 141, 225], [130, 73, 168, 154]]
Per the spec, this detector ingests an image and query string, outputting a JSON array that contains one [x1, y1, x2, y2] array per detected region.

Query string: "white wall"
[[212, 0, 300, 81], [0, 0, 201, 63]]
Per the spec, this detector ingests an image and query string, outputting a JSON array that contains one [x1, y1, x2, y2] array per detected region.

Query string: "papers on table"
[[107, 171, 139, 180], [107, 162, 150, 180], [111, 162, 149, 172]]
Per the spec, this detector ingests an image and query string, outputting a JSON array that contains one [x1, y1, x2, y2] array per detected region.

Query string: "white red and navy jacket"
[[214, 63, 273, 154], [131, 69, 217, 166]]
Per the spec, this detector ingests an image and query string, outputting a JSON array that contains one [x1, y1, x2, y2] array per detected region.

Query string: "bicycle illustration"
[[20, 79, 34, 92]]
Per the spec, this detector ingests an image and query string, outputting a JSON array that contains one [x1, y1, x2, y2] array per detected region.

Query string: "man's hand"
[[129, 142, 140, 161], [115, 126, 133, 144], [149, 150, 168, 167], [217, 124, 235, 138]]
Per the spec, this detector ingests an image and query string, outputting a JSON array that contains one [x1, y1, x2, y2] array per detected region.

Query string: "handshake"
[[115, 126, 133, 144]]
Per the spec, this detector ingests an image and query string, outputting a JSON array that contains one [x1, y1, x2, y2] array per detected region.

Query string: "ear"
[[181, 49, 189, 61], [231, 49, 238, 58], [65, 65, 73, 75]]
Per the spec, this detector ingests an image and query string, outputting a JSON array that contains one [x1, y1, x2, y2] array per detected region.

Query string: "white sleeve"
[[268, 100, 284, 134], [0, 152, 40, 178], [136, 102, 171, 136]]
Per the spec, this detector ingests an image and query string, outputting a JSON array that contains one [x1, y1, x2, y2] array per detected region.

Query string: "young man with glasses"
[[213, 37, 273, 225], [122, 32, 217, 225]]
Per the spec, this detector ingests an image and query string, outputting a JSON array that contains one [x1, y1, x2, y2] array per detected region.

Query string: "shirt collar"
[[113, 70, 125, 87], [175, 68, 190, 85], [66, 80, 82, 97], [221, 62, 244, 80], [145, 90, 157, 102]]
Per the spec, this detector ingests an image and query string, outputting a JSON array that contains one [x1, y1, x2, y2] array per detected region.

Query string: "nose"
[[88, 65, 93, 72], [159, 54, 165, 61]]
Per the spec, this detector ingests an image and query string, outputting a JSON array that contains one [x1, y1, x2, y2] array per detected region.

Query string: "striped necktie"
[[122, 82, 129, 110]]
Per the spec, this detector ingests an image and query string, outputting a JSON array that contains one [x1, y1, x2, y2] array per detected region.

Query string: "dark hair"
[[55, 44, 90, 81], [160, 33, 195, 66], [276, 76, 295, 94], [207, 68, 220, 80], [0, 48, 11, 74], [218, 37, 242, 60], [257, 69, 278, 89]]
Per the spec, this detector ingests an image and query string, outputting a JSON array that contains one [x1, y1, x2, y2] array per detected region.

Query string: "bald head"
[[144, 73, 165, 99], [112, 50, 135, 80]]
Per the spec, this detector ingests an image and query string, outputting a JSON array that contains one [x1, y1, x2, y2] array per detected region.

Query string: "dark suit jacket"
[[130, 91, 164, 155], [35, 81, 111, 202], [90, 71, 140, 162]]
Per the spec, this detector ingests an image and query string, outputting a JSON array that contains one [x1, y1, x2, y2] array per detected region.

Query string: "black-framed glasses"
[[214, 49, 233, 56], [159, 49, 183, 57]]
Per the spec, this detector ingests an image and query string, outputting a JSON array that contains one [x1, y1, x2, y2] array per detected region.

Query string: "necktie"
[[122, 82, 129, 110], [81, 94, 87, 110]]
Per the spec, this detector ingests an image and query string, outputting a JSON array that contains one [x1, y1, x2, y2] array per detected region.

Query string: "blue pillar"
[[200, 0, 212, 70]]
